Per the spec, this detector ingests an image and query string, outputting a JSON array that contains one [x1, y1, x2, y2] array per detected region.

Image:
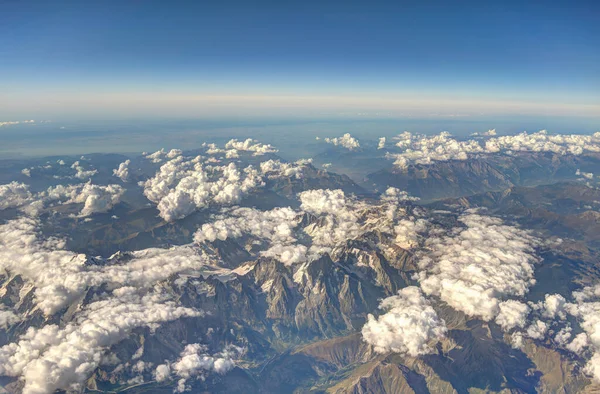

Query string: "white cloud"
[[323, 133, 361, 150], [387, 131, 600, 169], [44, 182, 124, 217], [70, 161, 98, 180], [224, 138, 278, 156], [0, 218, 215, 316], [495, 300, 530, 331], [142, 156, 264, 222], [299, 189, 349, 216], [362, 286, 447, 356], [542, 293, 568, 320], [0, 306, 21, 329], [144, 148, 183, 164], [261, 244, 308, 266], [260, 159, 306, 179], [394, 218, 428, 250], [0, 120, 35, 127], [471, 129, 497, 137], [576, 169, 594, 180], [194, 207, 300, 244], [154, 364, 171, 382], [378, 137, 386, 149], [0, 213, 244, 393], [0, 182, 32, 210], [113, 159, 131, 182], [0, 289, 199, 394], [380, 187, 419, 203], [153, 343, 242, 393], [525, 319, 548, 340], [417, 212, 540, 321]]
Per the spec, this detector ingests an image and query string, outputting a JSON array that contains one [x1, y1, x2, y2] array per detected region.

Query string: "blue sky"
[[1, 0, 599, 120]]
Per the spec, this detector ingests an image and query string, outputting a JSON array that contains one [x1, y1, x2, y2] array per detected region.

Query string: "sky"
[[1, 0, 599, 120]]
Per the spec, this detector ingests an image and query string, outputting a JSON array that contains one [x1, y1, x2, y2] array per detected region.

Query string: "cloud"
[[495, 300, 530, 331], [224, 138, 278, 156], [260, 244, 308, 266], [0, 120, 35, 127], [299, 189, 349, 216], [142, 156, 264, 222], [471, 129, 497, 137], [0, 218, 215, 315], [380, 187, 420, 203], [394, 218, 429, 250], [417, 212, 540, 321], [70, 161, 98, 180], [113, 159, 131, 182], [387, 131, 600, 169], [0, 289, 200, 394], [194, 207, 300, 244], [260, 159, 306, 179], [153, 344, 242, 392], [362, 286, 447, 356], [323, 133, 361, 150], [194, 207, 306, 265], [378, 137, 386, 149], [0, 306, 21, 329], [194, 187, 426, 265], [0, 182, 32, 210], [525, 319, 548, 340], [44, 182, 125, 217], [140, 140, 314, 222], [542, 294, 568, 320], [144, 148, 183, 164], [0, 214, 242, 393]]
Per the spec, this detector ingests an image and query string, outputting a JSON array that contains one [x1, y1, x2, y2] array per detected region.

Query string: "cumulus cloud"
[[299, 189, 349, 216], [417, 212, 540, 321], [387, 130, 600, 169], [0, 214, 243, 393], [525, 320, 548, 340], [194, 187, 427, 266], [394, 218, 428, 250], [0, 289, 199, 394], [260, 159, 307, 179], [261, 244, 308, 266], [194, 207, 307, 265], [324, 133, 361, 150], [0, 218, 215, 315], [144, 148, 183, 164], [70, 161, 98, 180], [0, 306, 21, 329], [139, 139, 313, 221], [471, 129, 497, 137], [495, 300, 530, 331], [224, 138, 278, 156], [113, 159, 131, 182], [542, 293, 568, 320], [380, 187, 419, 203], [0, 182, 32, 210], [142, 156, 264, 222], [362, 286, 447, 356], [194, 207, 300, 244], [378, 137, 386, 149], [44, 182, 125, 217], [168, 343, 240, 393]]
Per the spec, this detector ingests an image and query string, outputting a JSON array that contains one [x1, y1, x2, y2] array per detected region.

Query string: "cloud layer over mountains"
[[3, 133, 600, 392]]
